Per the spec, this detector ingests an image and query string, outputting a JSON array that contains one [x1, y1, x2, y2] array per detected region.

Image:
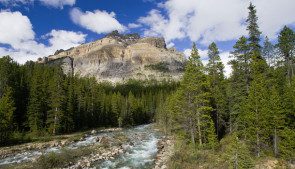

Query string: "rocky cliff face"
[[41, 31, 185, 83]]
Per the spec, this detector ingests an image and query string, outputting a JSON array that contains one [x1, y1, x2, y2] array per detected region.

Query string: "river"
[[0, 124, 163, 169]]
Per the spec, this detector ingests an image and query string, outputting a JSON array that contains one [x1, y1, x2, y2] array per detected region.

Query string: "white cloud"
[[0, 0, 75, 8], [0, 11, 86, 64], [139, 9, 185, 42], [0, 11, 35, 47], [128, 23, 141, 29], [70, 8, 126, 34], [255, 0, 295, 39], [138, 0, 295, 45], [0, 0, 33, 5], [45, 29, 86, 50], [39, 0, 75, 8]]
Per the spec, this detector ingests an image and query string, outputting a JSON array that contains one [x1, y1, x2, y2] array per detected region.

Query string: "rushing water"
[[0, 124, 161, 169], [99, 125, 159, 169]]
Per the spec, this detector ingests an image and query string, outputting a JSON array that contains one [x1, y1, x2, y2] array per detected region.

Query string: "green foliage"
[[145, 62, 170, 72], [220, 133, 254, 169], [278, 128, 295, 161], [35, 148, 93, 169], [0, 87, 15, 144]]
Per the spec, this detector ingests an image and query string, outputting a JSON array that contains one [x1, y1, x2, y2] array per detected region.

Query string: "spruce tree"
[[247, 2, 261, 55], [228, 37, 250, 132], [176, 43, 214, 146], [206, 42, 227, 138], [278, 26, 295, 84], [0, 87, 15, 144], [46, 67, 65, 135]]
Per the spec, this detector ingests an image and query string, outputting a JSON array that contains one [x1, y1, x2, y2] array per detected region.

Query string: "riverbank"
[[0, 124, 175, 169]]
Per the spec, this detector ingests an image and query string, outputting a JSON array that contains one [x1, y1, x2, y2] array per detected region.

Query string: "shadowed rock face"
[[41, 31, 185, 83]]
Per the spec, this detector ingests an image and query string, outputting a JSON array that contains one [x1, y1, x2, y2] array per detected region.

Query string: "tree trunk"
[[190, 118, 195, 145], [197, 113, 202, 146], [234, 151, 238, 169], [256, 131, 260, 157], [53, 107, 58, 135], [274, 127, 278, 157]]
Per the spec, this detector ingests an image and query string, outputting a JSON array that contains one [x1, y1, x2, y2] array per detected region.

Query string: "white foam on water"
[[0, 150, 42, 165], [98, 125, 159, 169]]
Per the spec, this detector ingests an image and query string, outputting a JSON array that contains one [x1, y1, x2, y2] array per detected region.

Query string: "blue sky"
[[0, 0, 295, 75]]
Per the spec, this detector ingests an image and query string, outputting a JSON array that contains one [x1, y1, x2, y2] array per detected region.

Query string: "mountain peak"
[[40, 33, 185, 83]]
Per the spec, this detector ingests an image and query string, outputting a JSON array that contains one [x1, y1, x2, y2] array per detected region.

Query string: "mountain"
[[38, 31, 185, 83]]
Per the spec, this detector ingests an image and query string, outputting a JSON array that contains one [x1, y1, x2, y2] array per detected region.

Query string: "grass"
[[167, 135, 293, 169]]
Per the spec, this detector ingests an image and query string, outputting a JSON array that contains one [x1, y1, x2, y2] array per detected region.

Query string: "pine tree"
[[228, 37, 250, 132], [63, 77, 75, 133], [46, 68, 65, 135], [173, 43, 214, 147], [0, 87, 15, 144], [247, 2, 261, 56], [268, 86, 285, 157], [242, 73, 269, 157], [27, 66, 45, 134], [206, 42, 227, 138], [278, 26, 295, 84]]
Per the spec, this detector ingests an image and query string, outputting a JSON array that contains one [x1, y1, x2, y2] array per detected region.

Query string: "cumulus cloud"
[[70, 8, 126, 34], [128, 23, 142, 29], [138, 0, 295, 45], [0, 0, 75, 8], [0, 11, 35, 47], [45, 29, 86, 50], [0, 11, 86, 63], [39, 0, 75, 8]]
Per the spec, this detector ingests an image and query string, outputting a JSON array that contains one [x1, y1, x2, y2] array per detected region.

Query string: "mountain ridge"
[[38, 31, 185, 83]]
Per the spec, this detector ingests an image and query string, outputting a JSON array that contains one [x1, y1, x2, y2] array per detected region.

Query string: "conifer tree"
[[206, 42, 227, 138], [228, 37, 250, 132], [47, 68, 65, 135], [175, 43, 214, 146], [247, 2, 261, 56], [27, 66, 46, 134], [0, 87, 15, 143], [242, 73, 269, 157], [278, 26, 295, 84]]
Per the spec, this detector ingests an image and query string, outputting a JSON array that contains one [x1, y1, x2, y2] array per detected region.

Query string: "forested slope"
[[156, 3, 295, 168], [0, 57, 178, 145]]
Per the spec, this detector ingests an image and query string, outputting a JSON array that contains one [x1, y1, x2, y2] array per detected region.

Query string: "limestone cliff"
[[41, 31, 185, 83]]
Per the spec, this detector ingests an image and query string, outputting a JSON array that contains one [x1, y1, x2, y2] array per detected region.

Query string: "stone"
[[45, 32, 185, 84]]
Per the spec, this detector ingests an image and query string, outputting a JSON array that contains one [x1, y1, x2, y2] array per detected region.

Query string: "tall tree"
[[175, 43, 214, 146], [46, 67, 65, 135], [247, 2, 261, 56], [278, 26, 295, 84], [228, 37, 250, 132], [27, 65, 46, 134], [206, 42, 227, 138], [0, 87, 15, 144]]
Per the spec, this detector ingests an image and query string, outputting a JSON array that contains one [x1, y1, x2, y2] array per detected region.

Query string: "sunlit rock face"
[[42, 31, 185, 83]]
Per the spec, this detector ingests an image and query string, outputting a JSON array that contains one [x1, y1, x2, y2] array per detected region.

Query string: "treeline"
[[0, 58, 178, 145], [156, 3, 295, 166]]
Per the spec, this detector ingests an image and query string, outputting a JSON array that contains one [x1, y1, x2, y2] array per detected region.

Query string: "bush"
[[34, 148, 93, 169], [145, 62, 169, 72]]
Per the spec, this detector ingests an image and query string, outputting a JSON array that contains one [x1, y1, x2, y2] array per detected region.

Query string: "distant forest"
[[0, 57, 178, 145]]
